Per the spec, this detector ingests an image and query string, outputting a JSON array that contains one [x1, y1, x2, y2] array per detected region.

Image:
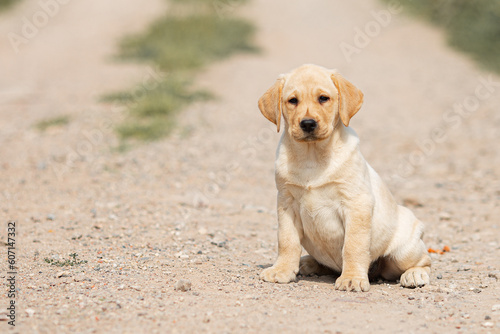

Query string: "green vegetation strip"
[[44, 253, 87, 267], [35, 115, 70, 132], [106, 0, 257, 141], [0, 0, 15, 10], [387, 0, 500, 74]]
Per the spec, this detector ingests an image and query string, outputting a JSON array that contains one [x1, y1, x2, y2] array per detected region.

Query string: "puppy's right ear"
[[258, 76, 285, 132]]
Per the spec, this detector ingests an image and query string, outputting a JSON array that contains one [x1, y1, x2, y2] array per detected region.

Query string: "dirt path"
[[1, 0, 499, 333]]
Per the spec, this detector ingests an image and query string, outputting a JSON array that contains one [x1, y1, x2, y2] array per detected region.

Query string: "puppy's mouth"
[[294, 132, 326, 142]]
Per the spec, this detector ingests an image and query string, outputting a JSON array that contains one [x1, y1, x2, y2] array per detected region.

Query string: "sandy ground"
[[1, 0, 499, 333]]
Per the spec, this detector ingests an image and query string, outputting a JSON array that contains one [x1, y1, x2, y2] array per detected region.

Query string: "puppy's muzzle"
[[300, 119, 317, 133]]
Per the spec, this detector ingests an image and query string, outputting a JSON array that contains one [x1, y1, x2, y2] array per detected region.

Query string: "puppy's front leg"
[[260, 193, 301, 284], [335, 204, 372, 292]]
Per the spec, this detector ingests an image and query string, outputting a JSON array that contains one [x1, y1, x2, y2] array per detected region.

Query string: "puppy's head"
[[258, 64, 364, 142]]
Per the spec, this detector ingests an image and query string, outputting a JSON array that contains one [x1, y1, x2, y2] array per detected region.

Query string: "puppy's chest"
[[289, 185, 345, 237]]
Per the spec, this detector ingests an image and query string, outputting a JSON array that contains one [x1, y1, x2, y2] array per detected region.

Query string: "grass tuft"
[[108, 0, 257, 142], [119, 15, 257, 72], [35, 115, 70, 132], [44, 253, 88, 267], [103, 76, 214, 141]]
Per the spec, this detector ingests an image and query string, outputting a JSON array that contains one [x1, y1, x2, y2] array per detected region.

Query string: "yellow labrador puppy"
[[258, 64, 431, 291]]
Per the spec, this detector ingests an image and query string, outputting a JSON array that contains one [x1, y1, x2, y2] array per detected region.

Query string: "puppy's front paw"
[[400, 267, 430, 288], [335, 275, 370, 292], [260, 266, 297, 284]]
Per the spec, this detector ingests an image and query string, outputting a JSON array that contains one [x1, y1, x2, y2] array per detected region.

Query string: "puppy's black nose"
[[300, 119, 317, 133]]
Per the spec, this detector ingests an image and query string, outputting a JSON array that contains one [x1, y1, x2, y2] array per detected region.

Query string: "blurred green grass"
[[119, 15, 257, 72], [103, 77, 213, 141], [35, 115, 70, 132], [0, 0, 15, 10], [107, 0, 257, 142], [387, 0, 500, 74]]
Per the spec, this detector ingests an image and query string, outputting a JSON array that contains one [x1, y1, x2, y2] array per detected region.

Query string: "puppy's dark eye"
[[319, 96, 330, 103], [288, 97, 298, 105]]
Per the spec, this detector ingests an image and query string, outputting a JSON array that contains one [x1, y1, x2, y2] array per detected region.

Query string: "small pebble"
[[471, 234, 481, 242], [0, 311, 9, 321], [211, 238, 227, 248], [25, 308, 35, 317], [203, 311, 212, 323], [492, 304, 500, 312], [485, 315, 491, 320], [73, 274, 90, 282], [56, 271, 71, 278], [489, 271, 499, 280], [458, 266, 471, 272], [174, 279, 192, 292], [439, 212, 451, 220], [482, 322, 494, 328], [436, 274, 443, 279]]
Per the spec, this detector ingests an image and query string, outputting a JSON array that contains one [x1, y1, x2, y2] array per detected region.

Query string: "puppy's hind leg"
[[380, 252, 431, 288], [299, 255, 335, 276], [399, 250, 431, 288], [382, 214, 431, 288]]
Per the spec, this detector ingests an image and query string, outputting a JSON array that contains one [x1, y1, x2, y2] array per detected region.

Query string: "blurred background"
[[0, 0, 499, 333]]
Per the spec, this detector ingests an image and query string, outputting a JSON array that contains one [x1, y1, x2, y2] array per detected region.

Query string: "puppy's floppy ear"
[[258, 76, 285, 132], [331, 73, 364, 127]]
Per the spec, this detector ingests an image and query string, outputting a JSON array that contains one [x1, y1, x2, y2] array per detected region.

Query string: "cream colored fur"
[[258, 64, 431, 291]]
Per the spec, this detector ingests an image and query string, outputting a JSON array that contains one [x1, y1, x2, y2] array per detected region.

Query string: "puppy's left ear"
[[331, 73, 364, 127], [258, 76, 285, 132]]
